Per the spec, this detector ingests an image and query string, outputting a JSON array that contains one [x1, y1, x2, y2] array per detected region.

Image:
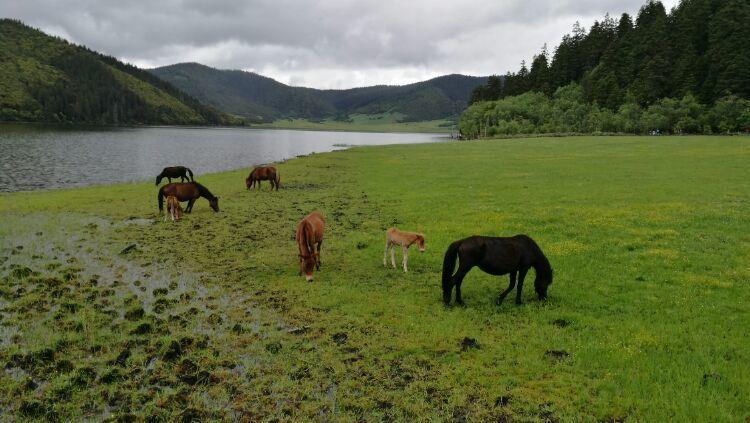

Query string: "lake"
[[0, 124, 445, 192]]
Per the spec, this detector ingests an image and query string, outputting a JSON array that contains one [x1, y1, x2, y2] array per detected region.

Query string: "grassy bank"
[[256, 113, 453, 133], [1, 136, 748, 421]]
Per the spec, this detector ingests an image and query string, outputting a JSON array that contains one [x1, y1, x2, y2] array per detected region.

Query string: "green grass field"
[[1, 136, 748, 421], [257, 112, 453, 133]]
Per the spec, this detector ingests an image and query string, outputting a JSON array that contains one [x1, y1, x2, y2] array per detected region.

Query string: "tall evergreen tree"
[[705, 0, 750, 99]]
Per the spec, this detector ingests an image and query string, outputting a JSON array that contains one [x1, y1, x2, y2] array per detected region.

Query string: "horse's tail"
[[275, 172, 280, 190], [157, 188, 165, 214], [186, 167, 194, 182], [524, 236, 553, 298], [441, 240, 462, 304]]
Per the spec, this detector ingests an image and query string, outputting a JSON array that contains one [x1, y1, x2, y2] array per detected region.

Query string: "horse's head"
[[415, 234, 426, 253], [299, 254, 316, 282], [155, 175, 162, 186], [209, 196, 220, 212], [245, 176, 252, 189], [534, 268, 553, 300]]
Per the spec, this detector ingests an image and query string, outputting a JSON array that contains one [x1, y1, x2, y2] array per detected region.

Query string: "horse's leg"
[[390, 245, 397, 268], [402, 246, 409, 273], [452, 262, 473, 305], [515, 268, 528, 305], [315, 240, 322, 270], [496, 271, 517, 305], [383, 240, 389, 267], [187, 199, 196, 213]]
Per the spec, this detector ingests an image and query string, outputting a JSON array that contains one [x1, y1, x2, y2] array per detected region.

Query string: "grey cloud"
[[1, 0, 679, 88]]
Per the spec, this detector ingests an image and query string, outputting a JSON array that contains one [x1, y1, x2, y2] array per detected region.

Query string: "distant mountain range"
[[0, 19, 487, 126], [0, 19, 229, 125], [150, 63, 488, 123]]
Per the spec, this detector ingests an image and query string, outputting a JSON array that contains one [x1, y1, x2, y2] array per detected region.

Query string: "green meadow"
[[257, 112, 453, 133], [1, 136, 748, 421]]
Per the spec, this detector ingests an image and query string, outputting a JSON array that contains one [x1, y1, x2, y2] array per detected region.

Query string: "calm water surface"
[[0, 124, 444, 192]]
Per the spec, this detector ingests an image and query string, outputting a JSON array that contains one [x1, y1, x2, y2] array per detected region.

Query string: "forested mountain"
[[0, 20, 229, 125], [461, 0, 750, 136], [151, 63, 487, 123]]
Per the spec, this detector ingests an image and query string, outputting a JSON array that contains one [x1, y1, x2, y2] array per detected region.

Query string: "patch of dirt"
[[460, 337, 480, 351]]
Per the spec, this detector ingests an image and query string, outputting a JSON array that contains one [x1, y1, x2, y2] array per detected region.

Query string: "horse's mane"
[[192, 182, 216, 199]]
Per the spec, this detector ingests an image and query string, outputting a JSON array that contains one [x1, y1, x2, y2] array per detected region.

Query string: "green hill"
[[0, 19, 229, 125], [150, 63, 487, 123]]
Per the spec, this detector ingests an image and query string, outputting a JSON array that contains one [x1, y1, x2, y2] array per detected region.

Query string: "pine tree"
[[705, 0, 750, 100]]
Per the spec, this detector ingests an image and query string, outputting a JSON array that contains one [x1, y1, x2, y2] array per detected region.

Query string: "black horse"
[[155, 166, 194, 185], [441, 235, 553, 306]]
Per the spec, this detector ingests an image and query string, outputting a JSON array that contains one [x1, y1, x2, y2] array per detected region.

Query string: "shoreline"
[[0, 138, 451, 195], [0, 120, 453, 134]]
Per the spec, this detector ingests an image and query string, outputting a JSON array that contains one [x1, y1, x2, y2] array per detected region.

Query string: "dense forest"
[[0, 20, 230, 125], [461, 0, 750, 137], [151, 63, 487, 123]]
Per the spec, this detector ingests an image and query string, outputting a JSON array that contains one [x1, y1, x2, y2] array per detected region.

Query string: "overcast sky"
[[2, 0, 679, 89]]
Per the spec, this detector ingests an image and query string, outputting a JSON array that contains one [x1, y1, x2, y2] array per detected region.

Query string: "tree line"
[[463, 0, 750, 136]]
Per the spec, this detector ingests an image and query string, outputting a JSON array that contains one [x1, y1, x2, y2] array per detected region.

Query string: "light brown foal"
[[383, 227, 425, 273], [164, 195, 183, 222]]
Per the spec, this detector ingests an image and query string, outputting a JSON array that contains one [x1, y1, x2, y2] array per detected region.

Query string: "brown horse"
[[246, 166, 280, 191], [156, 166, 194, 185], [158, 182, 219, 214], [296, 211, 325, 282]]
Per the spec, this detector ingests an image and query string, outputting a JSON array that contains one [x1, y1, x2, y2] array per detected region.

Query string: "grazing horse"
[[296, 211, 325, 282], [441, 235, 552, 306], [155, 166, 194, 185], [158, 182, 219, 214], [383, 228, 425, 273], [245, 166, 280, 191], [164, 195, 183, 222]]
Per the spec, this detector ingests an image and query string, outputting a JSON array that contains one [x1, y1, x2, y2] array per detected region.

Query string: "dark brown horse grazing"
[[158, 182, 219, 214], [441, 235, 553, 306], [296, 211, 325, 282], [245, 166, 280, 191], [156, 166, 194, 185]]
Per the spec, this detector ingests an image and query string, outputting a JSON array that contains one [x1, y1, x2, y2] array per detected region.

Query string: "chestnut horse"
[[246, 166, 280, 191], [156, 166, 194, 185], [441, 235, 552, 306], [158, 182, 219, 214], [296, 211, 325, 282]]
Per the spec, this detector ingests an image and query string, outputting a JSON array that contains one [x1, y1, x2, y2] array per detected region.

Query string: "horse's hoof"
[[515, 301, 523, 306], [495, 298, 503, 306]]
